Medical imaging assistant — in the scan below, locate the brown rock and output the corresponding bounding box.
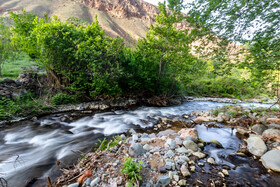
[178,128,198,141]
[267,118,280,125]
[262,129,280,142]
[194,116,209,123]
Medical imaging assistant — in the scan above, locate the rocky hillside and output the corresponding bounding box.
[0,0,161,43]
[0,0,241,58]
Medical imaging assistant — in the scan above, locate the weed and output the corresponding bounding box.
[95,135,126,152]
[121,157,143,187]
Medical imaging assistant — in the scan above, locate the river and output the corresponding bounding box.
[0,101,278,186]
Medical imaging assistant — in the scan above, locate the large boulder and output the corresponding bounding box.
[262,129,280,142]
[178,128,198,141]
[246,135,267,157]
[261,150,280,172]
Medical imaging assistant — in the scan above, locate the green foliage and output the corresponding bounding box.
[133,0,199,95]
[9,12,124,97]
[96,135,125,151]
[0,16,16,77]
[188,0,280,88]
[51,93,77,106]
[121,157,143,187]
[66,17,89,26]
[0,93,51,120]
[185,76,262,98]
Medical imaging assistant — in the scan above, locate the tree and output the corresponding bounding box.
[9,12,124,97]
[135,0,201,95]
[187,0,280,85]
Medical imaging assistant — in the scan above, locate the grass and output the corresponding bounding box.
[0,93,52,120]
[2,54,36,79]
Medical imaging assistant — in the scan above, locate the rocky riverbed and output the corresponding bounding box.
[56,104,280,187]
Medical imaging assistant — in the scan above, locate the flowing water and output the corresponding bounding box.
[0,101,279,187]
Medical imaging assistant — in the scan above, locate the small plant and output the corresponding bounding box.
[121,157,143,187]
[212,108,220,116]
[95,135,126,152]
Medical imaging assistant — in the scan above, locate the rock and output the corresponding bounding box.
[129,143,146,157]
[60,116,72,123]
[236,128,250,139]
[68,183,79,187]
[143,144,151,151]
[165,162,172,170]
[209,139,223,148]
[183,140,198,151]
[252,124,267,135]
[179,155,189,162]
[261,150,280,172]
[158,165,167,173]
[267,118,280,125]
[222,169,229,176]
[157,129,177,137]
[3,78,15,83]
[175,147,189,154]
[247,135,267,157]
[194,116,209,123]
[84,178,92,186]
[262,129,280,142]
[173,175,179,181]
[190,165,195,172]
[197,143,204,148]
[175,137,183,145]
[132,134,139,142]
[192,152,206,159]
[155,175,171,187]
[176,160,187,170]
[178,180,187,186]
[178,128,198,141]
[165,150,175,158]
[207,157,216,165]
[180,165,190,177]
[129,129,137,134]
[269,123,280,130]
[198,162,204,166]
[165,138,177,149]
[149,133,157,138]
[90,177,100,187]
[141,134,151,142]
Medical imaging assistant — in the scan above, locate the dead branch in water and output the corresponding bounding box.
[0,177,8,187]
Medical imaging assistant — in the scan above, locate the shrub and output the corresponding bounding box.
[121,157,143,187]
[51,93,76,106]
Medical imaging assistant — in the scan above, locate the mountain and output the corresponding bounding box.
[0,0,241,59]
[0,0,162,43]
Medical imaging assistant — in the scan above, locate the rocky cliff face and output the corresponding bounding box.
[81,0,159,23]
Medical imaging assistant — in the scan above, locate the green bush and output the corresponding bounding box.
[51,93,76,106]
[121,157,143,187]
[0,93,51,120]
[185,76,267,99]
